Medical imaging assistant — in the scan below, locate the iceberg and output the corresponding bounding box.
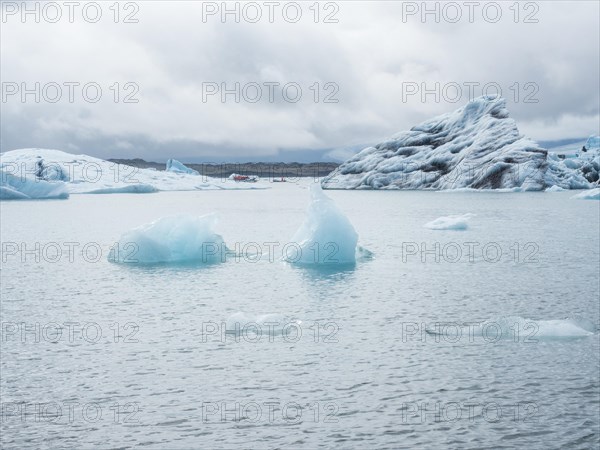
[322,96,597,191]
[0,148,267,196]
[108,214,227,264]
[287,184,367,266]
[166,159,199,175]
[583,135,600,153]
[571,188,600,200]
[0,170,69,200]
[424,213,474,230]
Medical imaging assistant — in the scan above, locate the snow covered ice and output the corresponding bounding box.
[108,214,227,264]
[322,96,599,191]
[424,213,474,230]
[0,149,267,198]
[0,170,69,200]
[287,184,369,266]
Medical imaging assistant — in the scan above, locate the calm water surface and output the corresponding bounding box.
[1,181,599,449]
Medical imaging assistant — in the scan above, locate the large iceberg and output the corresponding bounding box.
[0,149,267,198]
[287,185,368,266]
[322,96,598,191]
[166,159,199,175]
[108,214,227,264]
[0,170,69,200]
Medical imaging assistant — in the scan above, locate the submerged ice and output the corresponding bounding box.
[108,214,226,264]
[425,316,596,339]
[424,213,474,230]
[287,185,367,265]
[225,312,300,336]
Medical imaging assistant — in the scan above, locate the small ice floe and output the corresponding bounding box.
[424,213,474,230]
[108,214,226,264]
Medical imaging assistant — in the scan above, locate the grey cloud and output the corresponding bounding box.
[1,1,598,160]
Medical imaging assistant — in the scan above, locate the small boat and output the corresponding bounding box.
[229,173,259,182]
[272,177,286,182]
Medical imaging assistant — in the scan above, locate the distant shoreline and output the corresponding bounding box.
[108,158,340,178]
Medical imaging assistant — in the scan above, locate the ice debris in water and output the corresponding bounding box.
[571,188,600,200]
[287,184,369,265]
[108,214,226,264]
[424,213,474,230]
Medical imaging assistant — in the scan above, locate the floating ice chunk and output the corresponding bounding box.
[287,184,365,265]
[424,213,474,230]
[0,170,69,200]
[166,159,199,175]
[545,185,565,192]
[108,214,226,264]
[571,188,600,200]
[225,312,300,336]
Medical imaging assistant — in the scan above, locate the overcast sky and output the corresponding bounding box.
[1,1,599,162]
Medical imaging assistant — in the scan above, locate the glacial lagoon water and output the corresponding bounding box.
[1,180,599,449]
